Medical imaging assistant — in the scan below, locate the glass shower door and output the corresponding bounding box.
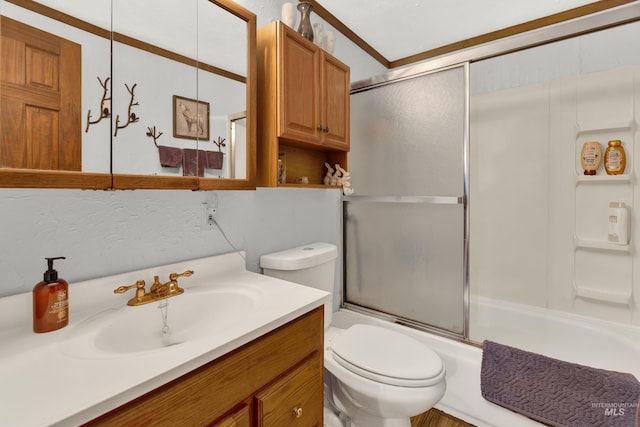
[344,64,468,337]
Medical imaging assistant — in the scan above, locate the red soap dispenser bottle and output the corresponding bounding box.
[33,256,69,333]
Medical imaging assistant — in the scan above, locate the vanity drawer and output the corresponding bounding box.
[254,354,323,427]
[212,404,250,427]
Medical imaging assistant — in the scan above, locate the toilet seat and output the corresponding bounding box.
[330,324,445,388]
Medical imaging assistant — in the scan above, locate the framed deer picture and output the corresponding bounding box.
[172,95,210,140]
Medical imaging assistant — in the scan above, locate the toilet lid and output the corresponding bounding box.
[331,324,444,388]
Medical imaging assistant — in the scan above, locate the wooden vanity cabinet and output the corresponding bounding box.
[257,21,350,187]
[212,404,251,427]
[85,306,323,427]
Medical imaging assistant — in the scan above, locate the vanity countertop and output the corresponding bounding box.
[0,252,329,427]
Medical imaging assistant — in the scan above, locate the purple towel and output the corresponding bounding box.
[204,151,223,170]
[158,146,182,167]
[182,148,204,177]
[481,340,640,427]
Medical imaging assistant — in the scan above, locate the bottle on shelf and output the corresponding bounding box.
[608,202,629,245]
[580,141,601,175]
[604,139,626,175]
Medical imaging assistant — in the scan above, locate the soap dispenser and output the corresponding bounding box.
[33,257,69,333]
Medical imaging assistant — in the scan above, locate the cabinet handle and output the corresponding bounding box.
[323,126,329,133]
[292,407,303,418]
[317,125,324,132]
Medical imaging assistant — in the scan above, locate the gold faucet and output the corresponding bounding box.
[114,270,194,306]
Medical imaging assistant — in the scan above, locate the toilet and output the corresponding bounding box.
[260,242,446,427]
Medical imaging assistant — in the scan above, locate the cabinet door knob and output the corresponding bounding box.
[292,406,303,418]
[317,125,324,132]
[323,126,329,133]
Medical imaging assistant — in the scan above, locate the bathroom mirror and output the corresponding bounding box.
[0,0,256,190]
[0,0,112,189]
[111,0,256,190]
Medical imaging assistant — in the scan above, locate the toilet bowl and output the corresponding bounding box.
[260,243,446,427]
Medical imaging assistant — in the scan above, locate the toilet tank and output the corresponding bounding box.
[260,242,337,327]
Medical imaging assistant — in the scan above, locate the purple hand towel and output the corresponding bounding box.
[158,146,182,167]
[205,151,223,170]
[182,148,204,177]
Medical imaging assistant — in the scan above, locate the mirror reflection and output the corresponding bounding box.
[0,0,249,186]
[112,0,248,180]
[0,0,111,174]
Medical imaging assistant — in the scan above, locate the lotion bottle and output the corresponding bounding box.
[33,257,69,333]
[608,202,629,245]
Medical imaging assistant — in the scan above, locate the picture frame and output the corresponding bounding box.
[172,95,210,140]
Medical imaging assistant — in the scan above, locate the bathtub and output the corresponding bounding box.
[470,296,640,380]
[333,299,640,427]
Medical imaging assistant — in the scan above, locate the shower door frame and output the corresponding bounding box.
[342,62,471,341]
[340,1,640,343]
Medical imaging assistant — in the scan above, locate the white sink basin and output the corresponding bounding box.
[64,287,259,358]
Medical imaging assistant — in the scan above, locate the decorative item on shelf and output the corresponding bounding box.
[85,76,111,133]
[336,164,353,195]
[281,2,296,28]
[323,30,336,54]
[580,141,601,175]
[278,153,287,184]
[313,22,324,47]
[298,176,309,184]
[297,2,314,42]
[604,139,626,175]
[323,162,352,193]
[608,202,629,245]
[323,162,335,185]
[146,126,163,147]
[114,83,140,137]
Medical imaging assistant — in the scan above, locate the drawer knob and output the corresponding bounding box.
[292,407,303,418]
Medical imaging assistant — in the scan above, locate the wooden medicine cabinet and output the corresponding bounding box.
[256,21,350,187]
[0,0,256,190]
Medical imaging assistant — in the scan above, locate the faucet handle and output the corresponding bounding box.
[114,280,146,294]
[169,270,194,281]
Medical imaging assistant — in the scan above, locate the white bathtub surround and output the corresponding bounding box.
[470,61,640,326]
[0,252,328,427]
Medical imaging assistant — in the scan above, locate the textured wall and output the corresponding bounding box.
[0,188,341,297]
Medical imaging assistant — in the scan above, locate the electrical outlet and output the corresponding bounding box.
[207,206,218,223]
[200,196,220,231]
[201,203,215,231]
[200,193,219,231]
